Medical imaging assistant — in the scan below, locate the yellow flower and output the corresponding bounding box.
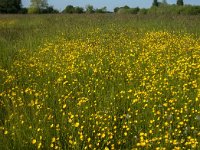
[88,138,91,142]
[140,141,146,147]
[63,104,67,109]
[50,124,54,128]
[50,143,54,148]
[51,137,56,143]
[4,130,8,135]
[32,139,37,144]
[149,130,153,134]
[69,140,73,144]
[75,122,79,127]
[80,134,83,140]
[124,132,128,136]
[105,147,109,150]
[101,133,106,138]
[37,142,42,149]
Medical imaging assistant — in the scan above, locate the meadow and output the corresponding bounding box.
[0,14,200,149]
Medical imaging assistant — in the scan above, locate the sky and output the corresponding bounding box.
[22,0,200,12]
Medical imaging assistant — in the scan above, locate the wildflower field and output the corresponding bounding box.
[0,14,200,149]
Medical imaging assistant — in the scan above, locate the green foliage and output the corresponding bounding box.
[74,6,84,14]
[162,0,168,5]
[138,8,148,15]
[152,0,159,7]
[28,0,58,14]
[129,7,140,14]
[177,0,184,6]
[95,7,107,13]
[85,5,94,13]
[123,5,130,9]
[116,5,139,14]
[28,7,40,14]
[148,4,200,15]
[114,7,120,13]
[18,8,28,14]
[29,0,48,13]
[46,6,59,13]
[117,8,130,14]
[180,5,200,15]
[62,5,74,13]
[0,0,21,13]
[30,0,48,9]
[62,5,84,14]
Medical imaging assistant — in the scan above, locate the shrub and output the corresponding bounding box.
[114,7,120,13]
[128,7,140,14]
[138,8,148,15]
[85,5,95,13]
[117,7,139,14]
[62,5,84,14]
[0,7,18,13]
[180,5,200,15]
[18,8,28,14]
[177,0,184,6]
[95,7,107,13]
[62,5,75,14]
[117,8,130,14]
[28,7,40,14]
[74,7,84,14]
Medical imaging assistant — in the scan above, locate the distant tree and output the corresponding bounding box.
[62,5,84,14]
[47,6,59,13]
[0,0,22,13]
[162,0,168,5]
[129,7,140,14]
[138,8,148,14]
[123,5,130,9]
[41,6,59,13]
[152,0,159,7]
[19,8,28,14]
[85,5,94,13]
[114,7,119,13]
[14,0,21,10]
[177,0,184,6]
[117,6,140,14]
[95,6,107,13]
[28,0,48,13]
[74,6,84,13]
[62,5,75,13]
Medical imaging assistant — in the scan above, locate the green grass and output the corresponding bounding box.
[0,14,200,149]
[0,14,200,68]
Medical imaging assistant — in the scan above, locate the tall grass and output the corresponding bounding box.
[0,14,200,149]
[1,14,200,69]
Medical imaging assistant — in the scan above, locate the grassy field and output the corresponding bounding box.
[0,14,200,149]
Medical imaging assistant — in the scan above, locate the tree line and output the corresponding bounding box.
[0,0,59,14]
[0,0,22,13]
[153,0,183,7]
[1,0,200,15]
